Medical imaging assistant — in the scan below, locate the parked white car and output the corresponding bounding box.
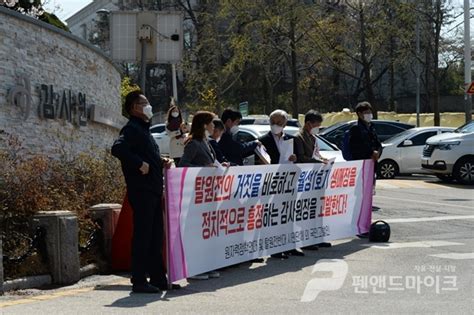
[421,121,474,184]
[234,125,344,165]
[150,123,166,134]
[152,131,170,156]
[378,127,454,179]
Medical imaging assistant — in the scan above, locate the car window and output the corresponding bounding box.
[408,131,437,146]
[317,136,336,151]
[150,124,165,133]
[373,123,404,136]
[383,129,413,144]
[235,131,256,143]
[327,124,351,137]
[454,121,474,134]
[239,119,255,125]
[287,120,301,128]
[320,121,347,135]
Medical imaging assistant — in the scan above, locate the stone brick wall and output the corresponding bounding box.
[0,7,123,158]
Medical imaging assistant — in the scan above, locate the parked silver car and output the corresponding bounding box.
[378,127,454,179]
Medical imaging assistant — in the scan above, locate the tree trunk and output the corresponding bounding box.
[432,0,442,126]
[389,36,395,112]
[264,72,274,115]
[359,6,377,118]
[290,17,298,117]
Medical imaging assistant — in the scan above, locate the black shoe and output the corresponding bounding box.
[357,232,369,238]
[286,249,305,256]
[132,283,160,293]
[302,245,319,250]
[317,242,332,248]
[151,282,182,290]
[271,252,289,259]
[251,258,265,263]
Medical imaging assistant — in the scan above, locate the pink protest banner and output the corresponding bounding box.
[165,160,374,282]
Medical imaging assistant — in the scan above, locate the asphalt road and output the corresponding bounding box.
[1,175,473,314]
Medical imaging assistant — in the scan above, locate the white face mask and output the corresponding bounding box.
[271,124,284,135]
[363,113,373,123]
[171,111,179,118]
[230,125,239,135]
[216,137,221,142]
[143,104,153,120]
[310,127,319,135]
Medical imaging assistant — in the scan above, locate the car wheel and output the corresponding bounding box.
[377,160,399,179]
[453,157,474,185]
[436,174,454,182]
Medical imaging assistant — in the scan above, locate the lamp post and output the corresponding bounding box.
[464,0,472,123]
[416,3,421,127]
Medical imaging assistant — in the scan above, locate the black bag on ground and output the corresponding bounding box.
[369,220,391,242]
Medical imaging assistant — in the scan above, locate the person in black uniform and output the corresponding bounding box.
[111,90,177,293]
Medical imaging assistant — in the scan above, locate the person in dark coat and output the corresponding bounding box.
[178,112,230,168]
[218,108,260,165]
[256,109,302,259]
[178,111,228,280]
[347,101,382,237]
[111,90,177,293]
[208,118,230,164]
[348,102,382,161]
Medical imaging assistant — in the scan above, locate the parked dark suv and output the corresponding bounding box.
[319,120,415,149]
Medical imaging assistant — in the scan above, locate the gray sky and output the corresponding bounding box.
[45,0,471,34]
[44,0,93,21]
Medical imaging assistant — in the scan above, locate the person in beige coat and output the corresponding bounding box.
[165,103,188,164]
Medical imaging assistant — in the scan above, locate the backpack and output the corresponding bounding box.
[369,220,391,242]
[341,129,352,161]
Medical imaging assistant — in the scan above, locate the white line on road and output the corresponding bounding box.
[362,240,464,249]
[375,195,474,210]
[382,215,474,223]
[429,253,474,260]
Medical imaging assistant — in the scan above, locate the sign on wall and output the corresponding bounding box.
[6,75,123,129]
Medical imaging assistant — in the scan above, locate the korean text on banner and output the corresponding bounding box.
[165,160,374,282]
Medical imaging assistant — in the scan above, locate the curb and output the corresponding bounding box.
[2,264,99,292]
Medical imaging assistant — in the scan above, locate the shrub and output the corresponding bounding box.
[0,132,126,278]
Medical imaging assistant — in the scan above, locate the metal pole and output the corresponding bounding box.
[172,64,178,103]
[163,171,172,290]
[416,9,421,127]
[464,0,472,123]
[140,39,147,93]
